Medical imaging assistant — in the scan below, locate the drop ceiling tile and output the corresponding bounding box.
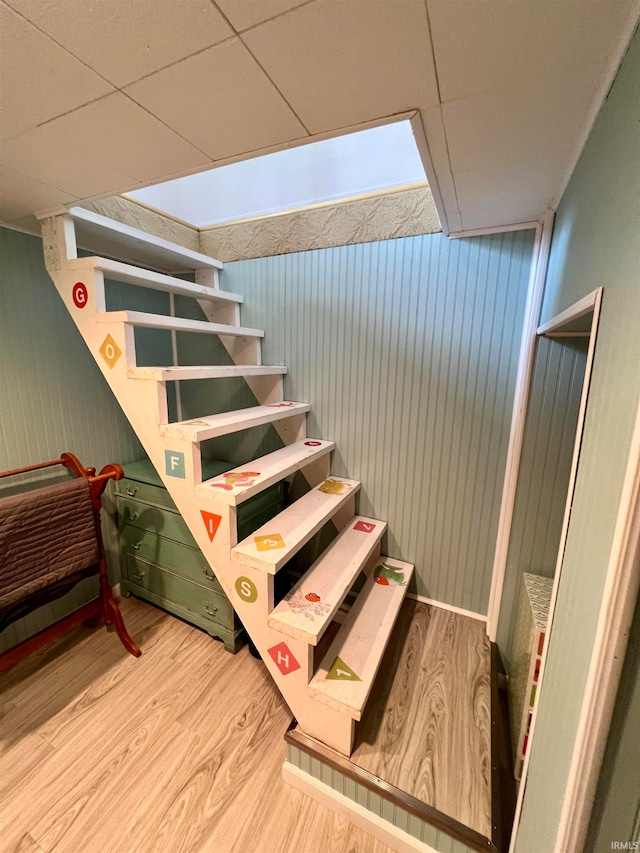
[125,38,306,161]
[0,165,73,222]
[4,0,234,88]
[35,93,211,184]
[215,0,312,32]
[6,214,41,232]
[0,3,114,140]
[454,156,571,231]
[442,66,601,176]
[242,0,439,134]
[1,124,138,200]
[428,0,637,103]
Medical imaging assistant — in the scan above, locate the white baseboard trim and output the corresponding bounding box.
[282,761,437,853]
[406,593,488,623]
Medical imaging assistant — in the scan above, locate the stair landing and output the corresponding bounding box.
[287,602,507,851]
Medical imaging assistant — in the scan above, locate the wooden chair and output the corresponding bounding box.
[0,452,141,672]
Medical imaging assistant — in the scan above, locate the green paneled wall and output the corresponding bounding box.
[0,227,144,653]
[497,335,588,671]
[222,230,535,613]
[514,26,640,853]
[585,590,640,851]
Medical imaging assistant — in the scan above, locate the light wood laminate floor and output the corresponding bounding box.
[0,598,393,853]
[352,601,492,838]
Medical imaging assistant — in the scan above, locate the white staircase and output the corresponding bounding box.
[41,207,413,756]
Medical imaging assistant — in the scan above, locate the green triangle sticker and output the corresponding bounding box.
[326,656,361,681]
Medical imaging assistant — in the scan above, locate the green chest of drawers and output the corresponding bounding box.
[116,459,283,653]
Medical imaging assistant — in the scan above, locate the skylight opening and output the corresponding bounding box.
[125,120,426,229]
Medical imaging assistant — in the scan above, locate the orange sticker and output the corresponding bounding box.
[319,478,349,495]
[255,534,286,551]
[211,471,260,491]
[201,511,222,542]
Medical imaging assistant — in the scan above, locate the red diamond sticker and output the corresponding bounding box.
[354,520,376,533]
[268,642,300,675]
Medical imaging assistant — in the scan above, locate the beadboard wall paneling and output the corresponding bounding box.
[497,336,588,671]
[514,29,640,853]
[222,231,535,613]
[0,227,144,652]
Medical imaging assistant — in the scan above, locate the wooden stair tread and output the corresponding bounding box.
[268,516,387,644]
[309,557,414,720]
[67,257,241,303]
[128,365,288,381]
[68,206,222,273]
[195,439,335,506]
[162,403,310,442]
[97,310,263,338]
[231,477,360,574]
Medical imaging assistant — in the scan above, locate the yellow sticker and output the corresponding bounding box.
[255,533,286,551]
[319,478,349,495]
[99,334,122,369]
[236,576,258,603]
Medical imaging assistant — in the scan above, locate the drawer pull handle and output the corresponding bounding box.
[202,567,214,580]
[125,486,138,497]
[127,511,139,522]
[132,568,145,581]
[129,539,141,551]
[203,600,218,616]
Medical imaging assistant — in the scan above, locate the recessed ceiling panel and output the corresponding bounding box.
[242,0,439,133]
[127,121,426,227]
[0,3,114,141]
[4,0,234,88]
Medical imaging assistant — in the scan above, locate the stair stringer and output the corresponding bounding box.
[44,234,356,755]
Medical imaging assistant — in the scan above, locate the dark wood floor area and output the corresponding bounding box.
[352,601,492,838]
[0,598,392,853]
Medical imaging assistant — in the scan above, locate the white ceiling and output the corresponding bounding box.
[1,0,638,235]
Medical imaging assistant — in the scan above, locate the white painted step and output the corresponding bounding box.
[68,206,222,273]
[97,310,263,338]
[196,439,335,506]
[268,516,387,644]
[128,365,288,381]
[67,257,241,303]
[231,477,360,574]
[162,403,310,442]
[309,557,414,720]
